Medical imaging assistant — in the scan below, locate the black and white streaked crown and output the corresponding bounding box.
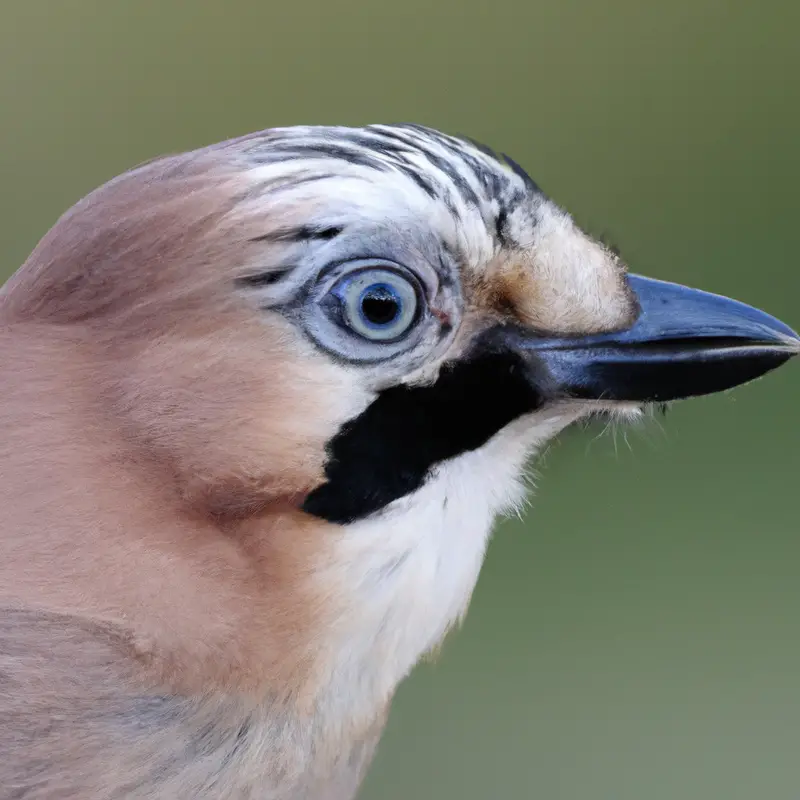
[228,123,547,247]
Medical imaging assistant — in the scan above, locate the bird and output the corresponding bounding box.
[0,123,796,799]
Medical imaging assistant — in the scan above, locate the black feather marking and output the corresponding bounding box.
[415,149,482,209]
[364,126,418,150]
[344,131,415,158]
[495,207,509,246]
[302,341,546,524]
[234,268,293,288]
[366,125,485,208]
[462,135,503,161]
[500,153,542,194]
[249,224,344,244]
[389,163,439,198]
[275,143,388,172]
[235,173,335,203]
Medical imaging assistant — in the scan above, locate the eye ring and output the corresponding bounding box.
[328,266,422,342]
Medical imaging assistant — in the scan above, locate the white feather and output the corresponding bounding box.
[316,405,589,721]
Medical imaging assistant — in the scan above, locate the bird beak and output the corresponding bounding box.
[508,274,800,402]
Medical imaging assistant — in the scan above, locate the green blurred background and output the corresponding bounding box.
[2,1,799,797]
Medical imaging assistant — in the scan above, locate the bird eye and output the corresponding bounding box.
[330,268,420,341]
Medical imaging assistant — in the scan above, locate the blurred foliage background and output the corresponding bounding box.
[1,1,799,798]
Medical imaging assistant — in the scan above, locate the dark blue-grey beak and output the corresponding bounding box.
[514,274,800,402]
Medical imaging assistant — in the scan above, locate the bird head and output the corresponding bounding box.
[2,124,797,703]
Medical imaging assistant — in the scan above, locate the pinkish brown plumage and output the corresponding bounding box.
[0,124,795,798]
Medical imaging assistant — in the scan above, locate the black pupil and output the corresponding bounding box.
[361,285,400,326]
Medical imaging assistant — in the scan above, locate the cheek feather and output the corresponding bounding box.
[109,316,372,521]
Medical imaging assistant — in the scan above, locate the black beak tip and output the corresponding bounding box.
[593,275,800,401]
[512,275,800,404]
[631,344,797,403]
